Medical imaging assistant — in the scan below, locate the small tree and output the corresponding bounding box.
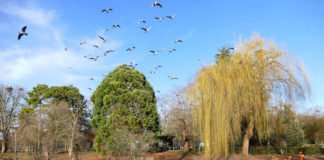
[108,126,153,159]
[268,104,305,148]
[301,108,324,144]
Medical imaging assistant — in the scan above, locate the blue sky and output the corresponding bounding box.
[0,0,323,111]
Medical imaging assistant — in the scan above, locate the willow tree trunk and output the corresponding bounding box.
[242,120,254,156]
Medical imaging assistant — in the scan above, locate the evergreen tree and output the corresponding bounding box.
[91,64,160,153]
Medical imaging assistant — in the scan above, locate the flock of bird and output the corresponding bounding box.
[17,1,183,93]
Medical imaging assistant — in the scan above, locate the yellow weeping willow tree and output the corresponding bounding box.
[190,35,310,157]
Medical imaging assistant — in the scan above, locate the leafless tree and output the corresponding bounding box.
[158,87,197,151]
[0,85,25,153]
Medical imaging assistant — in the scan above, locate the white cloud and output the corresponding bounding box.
[1,47,85,81]
[0,3,56,27]
[0,2,127,98]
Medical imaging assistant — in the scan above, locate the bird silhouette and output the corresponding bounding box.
[112,24,121,29]
[154,17,164,22]
[104,50,115,56]
[152,1,163,8]
[138,19,146,24]
[89,77,94,81]
[126,47,136,52]
[169,48,177,53]
[155,65,162,70]
[141,27,152,33]
[168,75,179,80]
[64,48,68,51]
[166,14,176,20]
[150,71,156,74]
[174,39,183,43]
[89,56,99,61]
[149,50,159,55]
[103,28,109,33]
[129,62,138,68]
[97,35,107,42]
[18,26,28,40]
[80,41,87,45]
[101,8,113,13]
[93,45,100,49]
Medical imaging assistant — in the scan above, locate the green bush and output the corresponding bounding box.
[233,146,324,155]
[301,146,324,155]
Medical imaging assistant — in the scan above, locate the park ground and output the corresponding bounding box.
[1,151,324,160]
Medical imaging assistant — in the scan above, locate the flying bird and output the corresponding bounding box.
[169,48,177,53]
[149,50,159,55]
[101,8,113,13]
[18,25,28,40]
[88,88,92,91]
[89,77,94,81]
[141,27,151,33]
[155,65,162,70]
[104,50,115,56]
[112,24,121,29]
[150,71,156,74]
[103,28,109,33]
[154,17,164,22]
[89,56,99,61]
[80,41,87,45]
[97,35,107,42]
[174,39,183,43]
[152,1,162,8]
[168,75,179,80]
[166,14,176,20]
[138,19,146,24]
[129,62,138,68]
[126,46,136,52]
[93,45,100,49]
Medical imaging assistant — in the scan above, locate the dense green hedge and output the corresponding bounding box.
[232,146,324,155]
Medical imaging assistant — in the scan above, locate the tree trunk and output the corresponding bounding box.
[242,120,254,156]
[1,133,8,153]
[182,131,189,151]
[69,117,78,157]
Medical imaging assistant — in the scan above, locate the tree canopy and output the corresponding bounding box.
[25,84,88,157]
[91,64,160,153]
